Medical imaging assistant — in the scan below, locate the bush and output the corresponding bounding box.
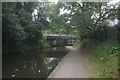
[91,39,118,78]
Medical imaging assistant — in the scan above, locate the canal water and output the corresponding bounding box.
[2,47,68,78]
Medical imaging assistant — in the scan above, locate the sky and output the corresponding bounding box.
[108,0,120,26]
[109,19,119,26]
[108,0,120,5]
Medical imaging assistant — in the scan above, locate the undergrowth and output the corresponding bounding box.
[80,39,118,78]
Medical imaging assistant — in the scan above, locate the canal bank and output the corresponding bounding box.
[47,47,71,78]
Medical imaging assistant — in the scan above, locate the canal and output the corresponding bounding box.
[2,47,68,78]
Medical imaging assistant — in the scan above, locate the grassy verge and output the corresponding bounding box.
[82,52,105,78]
[78,39,118,78]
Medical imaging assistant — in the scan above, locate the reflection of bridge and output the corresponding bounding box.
[44,34,76,47]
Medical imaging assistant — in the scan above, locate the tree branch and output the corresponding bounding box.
[76,2,84,11]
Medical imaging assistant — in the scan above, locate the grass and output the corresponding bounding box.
[78,39,118,78]
[82,52,105,78]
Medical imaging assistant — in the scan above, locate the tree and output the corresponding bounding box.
[2,2,49,53]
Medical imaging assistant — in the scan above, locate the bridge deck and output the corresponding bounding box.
[44,34,76,39]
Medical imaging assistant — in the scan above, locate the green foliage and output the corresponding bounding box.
[2,2,119,78]
[90,39,118,78]
[80,39,118,78]
[2,2,48,54]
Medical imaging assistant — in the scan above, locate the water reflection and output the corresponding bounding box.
[3,53,48,78]
[44,57,61,74]
[2,47,68,78]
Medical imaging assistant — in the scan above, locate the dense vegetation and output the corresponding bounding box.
[2,2,119,78]
[2,2,49,54]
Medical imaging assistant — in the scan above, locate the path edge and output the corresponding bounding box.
[47,50,71,78]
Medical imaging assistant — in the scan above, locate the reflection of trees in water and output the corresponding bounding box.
[3,48,67,78]
[45,47,68,58]
[3,50,48,78]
